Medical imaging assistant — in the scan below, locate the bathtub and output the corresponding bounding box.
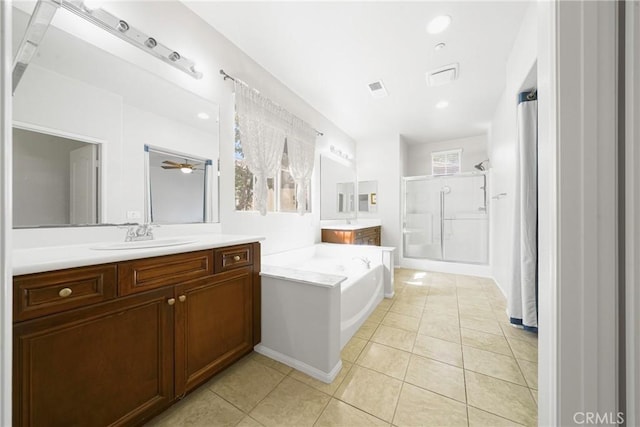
[256,243,395,383]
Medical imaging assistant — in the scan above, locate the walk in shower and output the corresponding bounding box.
[402,173,488,265]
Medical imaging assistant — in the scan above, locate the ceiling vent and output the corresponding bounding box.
[367,80,388,98]
[426,63,459,87]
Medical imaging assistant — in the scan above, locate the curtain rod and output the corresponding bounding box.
[220,69,324,137]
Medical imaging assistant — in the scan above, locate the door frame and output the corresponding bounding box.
[538,1,621,424]
[625,2,640,425]
[0,0,12,425]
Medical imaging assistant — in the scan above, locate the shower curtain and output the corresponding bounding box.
[508,91,538,332]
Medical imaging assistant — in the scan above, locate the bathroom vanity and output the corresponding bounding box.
[12,237,262,426]
[321,225,381,246]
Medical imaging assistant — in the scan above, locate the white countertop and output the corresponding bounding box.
[13,233,265,275]
[321,224,380,231]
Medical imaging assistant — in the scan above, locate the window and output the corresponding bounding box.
[431,149,462,175]
[235,135,311,213]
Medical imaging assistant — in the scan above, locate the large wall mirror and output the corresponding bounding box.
[320,155,356,220]
[11,3,220,227]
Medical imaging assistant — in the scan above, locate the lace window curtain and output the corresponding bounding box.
[235,80,316,215]
[235,81,286,215]
[287,116,316,215]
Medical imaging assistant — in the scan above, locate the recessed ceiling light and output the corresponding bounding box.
[436,100,449,109]
[427,15,452,34]
[197,112,210,120]
[434,43,446,51]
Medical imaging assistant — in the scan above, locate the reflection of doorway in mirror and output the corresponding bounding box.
[69,144,99,224]
[12,126,102,227]
[335,182,355,214]
[359,194,368,212]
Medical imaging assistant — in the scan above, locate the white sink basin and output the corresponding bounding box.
[90,238,197,250]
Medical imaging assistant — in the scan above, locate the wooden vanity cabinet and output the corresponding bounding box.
[13,286,175,427]
[174,267,254,396]
[321,225,381,246]
[13,242,261,427]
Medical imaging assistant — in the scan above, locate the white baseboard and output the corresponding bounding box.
[254,344,342,384]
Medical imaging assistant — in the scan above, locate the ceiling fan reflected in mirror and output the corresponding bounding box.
[161,160,203,174]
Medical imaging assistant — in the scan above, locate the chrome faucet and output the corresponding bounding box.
[353,257,371,269]
[124,223,155,242]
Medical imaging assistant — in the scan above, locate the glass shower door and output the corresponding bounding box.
[402,173,489,264]
[442,174,488,264]
[403,177,442,259]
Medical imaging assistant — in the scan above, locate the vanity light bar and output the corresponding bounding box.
[12,0,59,93]
[330,145,351,161]
[60,0,203,79]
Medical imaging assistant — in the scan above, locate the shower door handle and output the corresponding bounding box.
[440,190,445,259]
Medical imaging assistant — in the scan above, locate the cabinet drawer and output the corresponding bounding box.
[14,264,117,322]
[118,250,213,295]
[214,244,253,273]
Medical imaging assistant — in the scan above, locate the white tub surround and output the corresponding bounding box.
[13,233,264,275]
[263,243,395,297]
[258,243,394,383]
[257,270,345,383]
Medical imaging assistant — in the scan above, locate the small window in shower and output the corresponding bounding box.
[431,149,462,176]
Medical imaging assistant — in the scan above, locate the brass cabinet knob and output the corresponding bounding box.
[58,288,73,298]
[178,295,186,303]
[167,298,176,306]
[233,255,241,262]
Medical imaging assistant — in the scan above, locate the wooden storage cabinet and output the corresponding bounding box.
[12,242,261,427]
[175,268,253,395]
[13,287,175,427]
[321,226,381,246]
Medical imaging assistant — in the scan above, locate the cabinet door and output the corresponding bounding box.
[175,268,253,395]
[13,287,175,427]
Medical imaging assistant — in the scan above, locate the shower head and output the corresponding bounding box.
[474,159,489,171]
